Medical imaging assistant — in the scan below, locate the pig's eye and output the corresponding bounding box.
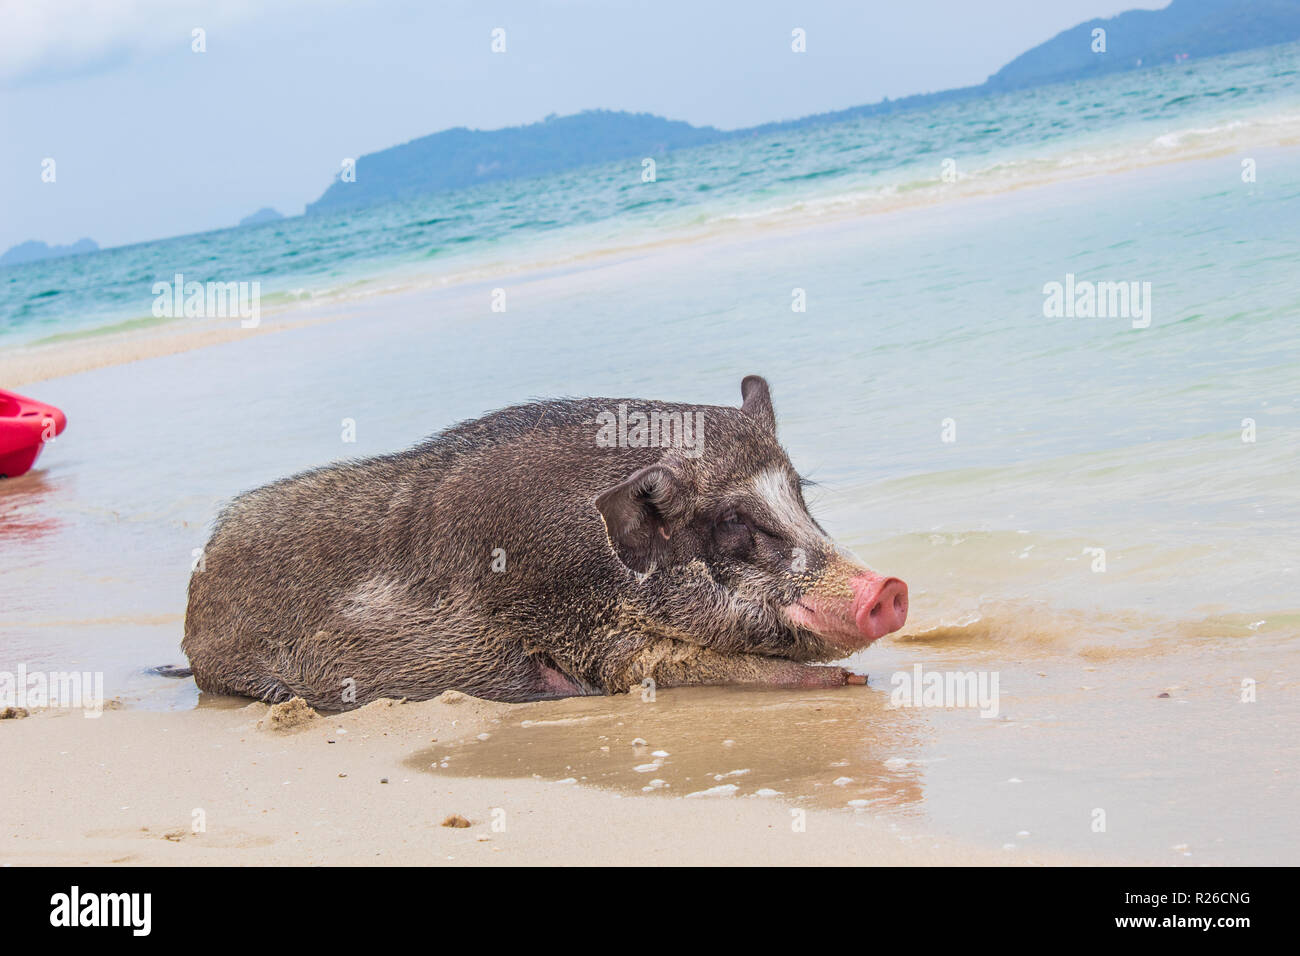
[714,512,752,549]
[719,511,758,534]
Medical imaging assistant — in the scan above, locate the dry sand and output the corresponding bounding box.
[0,310,356,389]
[1,691,1079,867]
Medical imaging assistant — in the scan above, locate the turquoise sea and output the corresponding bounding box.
[4,42,1300,345]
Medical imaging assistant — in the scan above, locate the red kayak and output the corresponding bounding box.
[0,389,67,478]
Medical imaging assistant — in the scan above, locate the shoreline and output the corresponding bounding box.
[5,137,1297,390]
[0,692,1101,866]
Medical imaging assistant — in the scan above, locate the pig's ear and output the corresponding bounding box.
[594,464,682,574]
[740,375,776,432]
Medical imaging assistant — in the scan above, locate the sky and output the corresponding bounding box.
[0,0,1169,251]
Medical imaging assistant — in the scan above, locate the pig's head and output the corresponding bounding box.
[594,375,908,661]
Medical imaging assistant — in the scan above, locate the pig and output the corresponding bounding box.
[181,376,908,707]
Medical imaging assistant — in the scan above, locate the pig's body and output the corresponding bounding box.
[182,378,908,707]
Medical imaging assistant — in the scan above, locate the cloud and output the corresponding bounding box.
[0,0,304,87]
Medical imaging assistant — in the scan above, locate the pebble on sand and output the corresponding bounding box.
[441,814,471,828]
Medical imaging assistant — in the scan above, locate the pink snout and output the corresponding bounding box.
[783,569,910,649]
[850,572,909,641]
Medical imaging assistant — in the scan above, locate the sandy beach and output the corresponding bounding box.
[8,622,1295,866]
[3,690,1099,867]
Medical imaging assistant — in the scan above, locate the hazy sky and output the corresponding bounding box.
[0,0,1168,251]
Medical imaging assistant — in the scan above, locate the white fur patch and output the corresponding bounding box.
[750,468,822,540]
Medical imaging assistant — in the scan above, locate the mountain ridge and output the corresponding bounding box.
[0,238,99,267]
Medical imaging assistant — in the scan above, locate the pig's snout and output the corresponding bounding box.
[784,569,909,649]
[850,573,908,641]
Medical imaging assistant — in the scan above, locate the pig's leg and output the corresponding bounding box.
[604,640,865,692]
[530,659,603,700]
[654,653,866,689]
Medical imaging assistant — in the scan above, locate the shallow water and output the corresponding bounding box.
[5,149,1296,696]
[6,160,1298,863]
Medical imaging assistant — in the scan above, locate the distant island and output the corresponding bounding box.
[0,238,99,267]
[987,0,1300,89]
[238,207,285,227]
[306,0,1300,216]
[307,112,723,214]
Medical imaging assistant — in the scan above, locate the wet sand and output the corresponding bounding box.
[4,624,1293,866]
[411,641,1298,865]
[0,693,1078,867]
